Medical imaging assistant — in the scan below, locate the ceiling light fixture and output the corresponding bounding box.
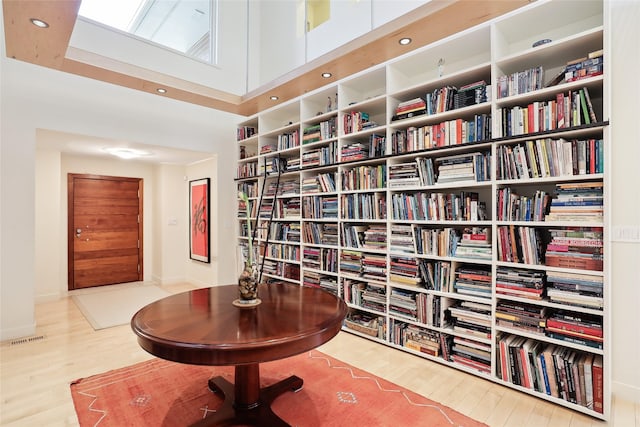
[30,18,49,28]
[321,72,332,78]
[104,147,152,160]
[270,96,279,101]
[399,37,412,45]
[156,88,167,94]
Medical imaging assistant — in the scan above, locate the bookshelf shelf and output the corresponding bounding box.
[234,0,609,420]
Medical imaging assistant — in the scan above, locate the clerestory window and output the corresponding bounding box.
[78,0,217,64]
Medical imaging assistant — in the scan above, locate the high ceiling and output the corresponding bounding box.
[2,0,528,117]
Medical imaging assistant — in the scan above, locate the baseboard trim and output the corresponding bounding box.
[612,380,640,403]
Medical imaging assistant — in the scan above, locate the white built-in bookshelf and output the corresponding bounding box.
[235,0,609,419]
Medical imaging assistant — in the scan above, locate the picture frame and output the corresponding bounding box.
[189,178,210,263]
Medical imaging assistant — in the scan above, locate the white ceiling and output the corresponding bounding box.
[36,129,214,165]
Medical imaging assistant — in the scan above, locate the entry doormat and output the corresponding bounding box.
[71,350,487,426]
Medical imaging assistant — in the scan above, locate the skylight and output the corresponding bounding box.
[78,0,216,63]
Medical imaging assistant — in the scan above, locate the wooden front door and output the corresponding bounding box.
[68,174,143,290]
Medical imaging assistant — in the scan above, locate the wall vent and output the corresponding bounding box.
[8,335,46,346]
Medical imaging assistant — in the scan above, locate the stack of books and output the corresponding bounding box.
[546,271,603,310]
[455,226,492,260]
[362,224,387,250]
[453,265,492,297]
[544,227,603,271]
[436,151,491,183]
[495,267,545,300]
[448,300,492,340]
[450,335,492,374]
[546,181,603,222]
[389,288,418,321]
[340,142,369,162]
[389,256,422,287]
[362,253,387,282]
[389,224,414,253]
[564,50,603,82]
[392,97,427,121]
[545,310,603,349]
[495,300,547,334]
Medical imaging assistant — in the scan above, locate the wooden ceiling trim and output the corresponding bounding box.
[2,0,81,69]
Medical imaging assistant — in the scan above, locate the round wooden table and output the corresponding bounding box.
[131,283,347,426]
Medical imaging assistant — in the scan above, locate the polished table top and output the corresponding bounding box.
[131,283,348,366]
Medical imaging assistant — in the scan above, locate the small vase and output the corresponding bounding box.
[234,264,261,307]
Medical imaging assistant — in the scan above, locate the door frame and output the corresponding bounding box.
[67,173,144,290]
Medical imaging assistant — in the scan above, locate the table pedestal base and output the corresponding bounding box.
[190,363,303,427]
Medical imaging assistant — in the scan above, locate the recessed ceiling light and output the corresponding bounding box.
[30,18,49,28]
[156,88,167,94]
[270,96,279,101]
[321,72,332,78]
[104,147,152,160]
[399,37,412,45]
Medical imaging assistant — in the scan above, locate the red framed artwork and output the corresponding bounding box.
[189,178,210,263]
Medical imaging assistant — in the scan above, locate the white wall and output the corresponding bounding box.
[609,0,640,402]
[153,164,190,285]
[248,0,429,90]
[34,148,63,302]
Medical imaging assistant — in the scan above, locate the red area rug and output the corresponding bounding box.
[70,350,486,426]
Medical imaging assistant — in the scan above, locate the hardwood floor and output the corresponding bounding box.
[1,282,637,426]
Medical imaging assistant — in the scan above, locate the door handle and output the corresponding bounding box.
[76,228,82,238]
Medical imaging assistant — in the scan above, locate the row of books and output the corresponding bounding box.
[277,130,300,151]
[496,266,603,311]
[344,279,387,313]
[302,118,337,144]
[496,88,598,140]
[302,222,338,246]
[261,259,300,281]
[497,65,544,98]
[301,141,337,167]
[302,196,338,219]
[390,191,484,222]
[262,221,301,243]
[301,173,336,193]
[497,333,604,413]
[237,125,256,141]
[391,114,492,153]
[496,138,604,180]
[340,193,387,220]
[266,243,300,262]
[341,164,387,191]
[390,320,441,356]
[388,157,435,188]
[496,188,551,222]
[303,271,338,296]
[496,298,603,349]
[343,111,377,134]
[302,247,338,272]
[264,178,300,197]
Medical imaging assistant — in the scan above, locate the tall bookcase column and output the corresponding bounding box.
[491,0,607,419]
[336,67,389,340]
[299,86,341,295]
[234,0,609,420]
